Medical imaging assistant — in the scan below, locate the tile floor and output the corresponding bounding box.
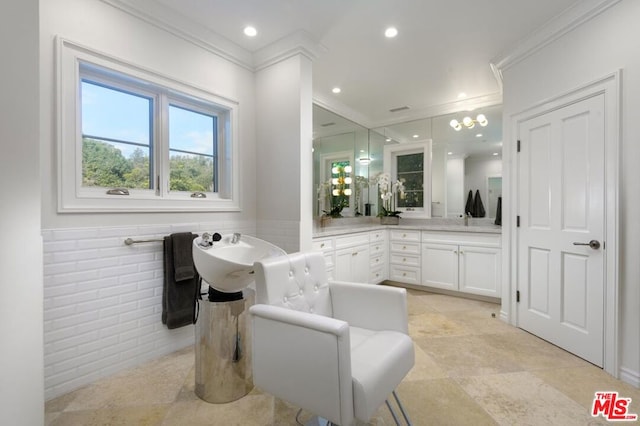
[45,289,640,425]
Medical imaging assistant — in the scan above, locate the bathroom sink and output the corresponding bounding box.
[192,234,286,293]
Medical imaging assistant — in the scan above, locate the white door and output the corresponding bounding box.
[517,94,605,367]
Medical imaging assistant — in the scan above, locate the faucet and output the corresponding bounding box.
[231,232,241,244]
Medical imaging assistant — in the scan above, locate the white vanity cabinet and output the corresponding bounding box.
[389,229,421,285]
[421,231,501,298]
[334,233,370,283]
[369,229,388,283]
[311,236,335,280]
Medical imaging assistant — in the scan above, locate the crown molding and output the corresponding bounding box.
[491,0,622,73]
[99,0,326,72]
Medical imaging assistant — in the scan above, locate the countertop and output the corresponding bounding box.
[313,220,502,238]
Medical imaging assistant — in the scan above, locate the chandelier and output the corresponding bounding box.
[449,114,488,131]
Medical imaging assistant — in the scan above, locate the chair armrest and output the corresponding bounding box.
[249,304,354,425]
[329,281,409,334]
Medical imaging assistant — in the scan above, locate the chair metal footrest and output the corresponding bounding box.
[385,390,412,426]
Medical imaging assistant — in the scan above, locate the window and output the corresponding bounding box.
[383,141,432,218]
[58,38,239,212]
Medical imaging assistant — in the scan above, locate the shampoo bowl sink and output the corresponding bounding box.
[193,234,286,293]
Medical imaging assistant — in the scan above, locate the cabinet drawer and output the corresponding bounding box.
[390,229,421,242]
[335,233,369,249]
[390,253,420,267]
[369,242,386,256]
[390,241,420,254]
[370,230,386,243]
[370,265,387,283]
[389,265,421,285]
[370,253,385,268]
[312,238,334,252]
[421,231,500,247]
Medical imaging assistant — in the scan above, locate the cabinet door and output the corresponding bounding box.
[421,242,458,290]
[458,245,501,297]
[335,245,370,283]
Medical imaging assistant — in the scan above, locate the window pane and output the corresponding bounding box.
[169,105,216,192]
[81,81,151,145]
[396,153,424,208]
[81,81,152,189]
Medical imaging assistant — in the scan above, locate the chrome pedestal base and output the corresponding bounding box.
[195,287,255,403]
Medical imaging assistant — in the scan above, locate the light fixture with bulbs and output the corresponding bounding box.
[449,114,488,131]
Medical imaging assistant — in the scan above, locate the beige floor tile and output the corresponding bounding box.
[440,309,518,336]
[416,334,523,378]
[421,293,499,314]
[533,365,640,411]
[480,331,591,371]
[392,379,498,426]
[404,343,449,382]
[457,371,601,426]
[161,394,273,426]
[409,311,472,338]
[48,404,170,426]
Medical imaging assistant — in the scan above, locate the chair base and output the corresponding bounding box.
[304,416,333,426]
[385,390,412,426]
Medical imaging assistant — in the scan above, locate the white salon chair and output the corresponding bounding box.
[249,251,414,426]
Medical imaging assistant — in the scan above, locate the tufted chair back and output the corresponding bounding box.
[253,251,333,318]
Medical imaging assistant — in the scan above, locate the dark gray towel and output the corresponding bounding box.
[473,190,486,218]
[494,197,502,226]
[465,190,473,216]
[172,232,195,282]
[162,233,200,329]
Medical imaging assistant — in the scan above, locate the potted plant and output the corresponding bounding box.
[375,172,405,225]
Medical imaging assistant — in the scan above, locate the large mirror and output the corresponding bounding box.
[372,104,503,219]
[313,103,503,220]
[312,105,382,218]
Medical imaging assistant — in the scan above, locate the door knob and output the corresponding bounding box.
[573,240,601,250]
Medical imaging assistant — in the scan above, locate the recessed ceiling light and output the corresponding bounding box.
[243,26,257,37]
[476,133,483,138]
[448,152,453,155]
[332,87,341,94]
[458,92,467,99]
[385,138,392,142]
[493,152,499,156]
[413,134,419,138]
[385,27,398,38]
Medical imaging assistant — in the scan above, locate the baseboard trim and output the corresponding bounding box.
[383,280,501,305]
[619,367,640,388]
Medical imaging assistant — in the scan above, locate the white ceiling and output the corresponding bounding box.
[114,0,581,126]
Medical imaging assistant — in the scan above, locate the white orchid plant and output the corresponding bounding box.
[375,172,406,217]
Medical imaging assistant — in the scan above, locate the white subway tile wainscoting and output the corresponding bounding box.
[42,221,259,400]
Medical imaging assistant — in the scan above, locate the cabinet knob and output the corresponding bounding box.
[403,257,407,262]
[403,245,407,250]
[321,243,325,248]
[352,252,358,256]
[402,272,407,277]
[453,250,458,254]
[460,250,464,254]
[403,233,407,237]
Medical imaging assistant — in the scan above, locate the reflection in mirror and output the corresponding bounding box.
[373,104,503,219]
[313,105,380,218]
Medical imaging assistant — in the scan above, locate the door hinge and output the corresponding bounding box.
[516,290,520,303]
[517,139,521,152]
[516,216,520,227]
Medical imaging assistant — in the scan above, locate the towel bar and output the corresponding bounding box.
[124,237,164,245]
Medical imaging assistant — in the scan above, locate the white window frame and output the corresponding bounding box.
[383,140,432,219]
[57,37,240,213]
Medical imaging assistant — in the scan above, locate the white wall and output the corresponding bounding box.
[0,0,44,423]
[501,0,640,386]
[39,0,260,399]
[446,157,465,217]
[255,55,314,252]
